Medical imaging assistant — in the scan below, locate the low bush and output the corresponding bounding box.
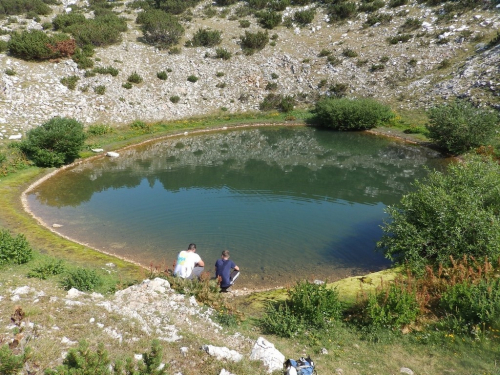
[19,117,86,167]
[0,40,8,53]
[27,259,65,280]
[255,10,282,29]
[327,55,341,66]
[426,100,499,155]
[269,0,290,11]
[401,17,422,31]
[358,0,384,12]
[130,120,153,133]
[389,0,408,7]
[87,124,113,136]
[327,2,357,21]
[94,85,106,95]
[52,12,86,31]
[92,66,119,76]
[370,63,385,71]
[328,82,348,98]
[259,93,295,112]
[364,12,392,27]
[157,70,168,80]
[488,31,500,48]
[187,75,198,83]
[5,68,16,76]
[387,34,412,44]
[72,46,95,69]
[0,229,33,266]
[60,75,80,90]
[66,13,127,47]
[239,19,251,28]
[215,0,238,5]
[127,71,143,84]
[261,281,343,337]
[265,82,278,91]
[240,30,268,54]
[318,49,331,57]
[137,9,184,49]
[187,28,222,47]
[293,8,315,26]
[312,97,394,130]
[0,344,29,375]
[342,47,357,57]
[215,47,232,60]
[378,156,500,275]
[0,0,51,17]
[170,95,180,103]
[8,30,74,61]
[248,0,268,9]
[61,268,103,291]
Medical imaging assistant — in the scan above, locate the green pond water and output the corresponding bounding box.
[26,126,446,287]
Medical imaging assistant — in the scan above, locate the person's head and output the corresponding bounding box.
[221,250,230,259]
[188,243,197,251]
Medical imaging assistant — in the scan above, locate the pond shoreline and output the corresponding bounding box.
[20,122,437,290]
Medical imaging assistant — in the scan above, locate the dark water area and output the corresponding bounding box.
[26,126,447,287]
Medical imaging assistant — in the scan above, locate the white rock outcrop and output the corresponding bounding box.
[249,337,285,373]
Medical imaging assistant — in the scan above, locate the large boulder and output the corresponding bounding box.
[249,337,285,373]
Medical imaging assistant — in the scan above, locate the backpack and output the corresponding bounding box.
[284,356,316,375]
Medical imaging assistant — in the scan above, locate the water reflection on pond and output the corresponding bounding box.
[26,126,446,287]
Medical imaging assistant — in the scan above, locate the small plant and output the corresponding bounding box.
[270,72,279,79]
[5,68,16,76]
[437,59,451,70]
[169,47,181,55]
[216,82,227,88]
[60,75,80,90]
[87,124,113,136]
[216,72,225,77]
[329,82,348,98]
[127,71,143,84]
[42,22,52,30]
[170,95,180,103]
[167,68,173,73]
[239,19,251,28]
[342,48,358,58]
[356,58,369,67]
[92,66,119,76]
[327,55,341,66]
[61,268,103,291]
[488,31,500,48]
[379,55,389,63]
[215,47,232,60]
[401,17,422,31]
[293,8,316,26]
[265,82,278,91]
[389,0,408,7]
[255,10,282,29]
[387,34,412,44]
[240,30,268,54]
[318,48,331,57]
[370,63,385,72]
[187,28,222,47]
[318,79,328,88]
[157,70,168,80]
[364,12,392,27]
[27,259,65,280]
[122,81,132,89]
[0,229,33,266]
[187,75,198,83]
[94,85,106,95]
[0,345,29,375]
[327,2,357,21]
[408,58,417,66]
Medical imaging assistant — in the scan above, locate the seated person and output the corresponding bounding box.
[215,250,240,292]
[174,243,205,279]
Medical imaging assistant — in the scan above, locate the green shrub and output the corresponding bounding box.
[215,0,238,5]
[265,82,278,91]
[61,268,103,291]
[5,68,16,76]
[269,0,290,10]
[170,95,180,103]
[94,85,106,95]
[0,345,29,375]
[426,100,499,155]
[370,63,385,72]
[318,48,331,57]
[0,40,8,53]
[387,34,412,44]
[401,17,422,31]
[255,10,281,29]
[312,97,394,130]
[216,82,226,88]
[41,21,52,30]
[127,71,143,84]
[7,30,72,60]
[327,55,341,66]
[239,19,251,28]
[327,2,357,21]
[72,47,95,69]
[187,28,222,47]
[27,259,65,280]
[215,71,224,77]
[215,47,232,60]
[389,0,408,6]
[358,0,384,12]
[261,281,343,337]
[364,12,392,27]
[328,82,348,98]
[130,120,152,132]
[0,0,51,16]
[241,30,268,54]
[342,47,357,57]
[437,58,450,69]
[52,13,86,31]
[157,70,168,80]
[60,75,80,90]
[66,13,127,47]
[379,156,500,275]
[187,75,198,82]
[0,229,33,266]
[259,93,295,112]
[87,124,113,136]
[293,8,315,26]
[19,117,86,167]
[488,31,500,48]
[137,9,184,49]
[248,0,268,9]
[92,66,119,76]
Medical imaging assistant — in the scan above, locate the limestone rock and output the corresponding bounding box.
[249,337,285,373]
[202,345,243,362]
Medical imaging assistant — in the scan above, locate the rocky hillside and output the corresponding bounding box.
[0,0,499,141]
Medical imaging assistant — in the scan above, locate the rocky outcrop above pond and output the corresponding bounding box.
[0,0,499,140]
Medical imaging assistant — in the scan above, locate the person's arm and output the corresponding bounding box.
[234,265,240,271]
[197,259,205,267]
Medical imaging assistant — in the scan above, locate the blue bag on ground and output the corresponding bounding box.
[284,356,315,375]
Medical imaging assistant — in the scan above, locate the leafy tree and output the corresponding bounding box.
[137,9,184,49]
[378,156,500,275]
[311,97,394,130]
[426,100,500,155]
[20,117,86,167]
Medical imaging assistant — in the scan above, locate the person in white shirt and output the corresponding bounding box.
[173,243,205,279]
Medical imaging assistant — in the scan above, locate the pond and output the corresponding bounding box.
[25,126,446,288]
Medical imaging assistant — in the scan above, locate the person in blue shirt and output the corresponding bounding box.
[215,250,240,292]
